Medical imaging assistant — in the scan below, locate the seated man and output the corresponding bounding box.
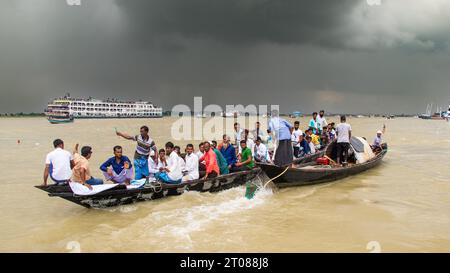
[254,137,270,163]
[72,144,103,190]
[220,135,237,172]
[306,136,316,154]
[232,140,255,172]
[298,134,308,157]
[155,142,183,184]
[212,141,229,175]
[199,142,219,179]
[306,129,321,150]
[372,125,386,152]
[158,149,167,169]
[182,144,199,182]
[148,150,159,179]
[100,146,133,185]
[42,139,75,186]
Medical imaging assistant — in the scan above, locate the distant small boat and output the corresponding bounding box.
[47,116,74,124]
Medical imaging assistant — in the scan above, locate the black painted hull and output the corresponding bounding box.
[35,168,262,208]
[259,148,387,188]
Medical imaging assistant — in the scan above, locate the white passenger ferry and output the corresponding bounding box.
[45,94,163,122]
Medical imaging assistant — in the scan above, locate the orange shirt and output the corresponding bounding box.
[72,153,92,182]
[199,149,219,175]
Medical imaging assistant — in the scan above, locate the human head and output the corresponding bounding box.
[319,110,325,117]
[255,137,261,145]
[174,146,181,155]
[305,129,312,135]
[203,141,211,152]
[294,121,300,129]
[306,136,312,143]
[240,139,247,149]
[159,149,166,159]
[199,142,205,152]
[234,122,239,130]
[186,144,194,155]
[377,130,383,137]
[113,145,122,158]
[140,126,149,138]
[81,146,92,159]
[256,121,260,129]
[211,140,217,149]
[340,115,346,122]
[165,142,174,155]
[53,139,64,149]
[312,112,318,119]
[299,134,304,142]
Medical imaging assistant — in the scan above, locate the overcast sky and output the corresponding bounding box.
[1,0,450,114]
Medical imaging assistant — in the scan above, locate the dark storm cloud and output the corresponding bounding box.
[1,0,450,114]
[116,0,357,48]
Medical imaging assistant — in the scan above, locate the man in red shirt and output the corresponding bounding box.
[199,142,219,179]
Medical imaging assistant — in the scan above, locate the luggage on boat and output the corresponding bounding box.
[316,157,330,165]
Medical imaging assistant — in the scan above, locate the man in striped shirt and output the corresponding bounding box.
[116,126,157,179]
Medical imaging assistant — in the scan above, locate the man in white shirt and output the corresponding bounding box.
[317,110,328,134]
[335,115,352,165]
[306,136,316,154]
[182,144,199,182]
[291,121,303,158]
[42,139,75,186]
[238,129,255,157]
[254,137,271,163]
[147,150,159,179]
[234,122,244,146]
[156,142,183,184]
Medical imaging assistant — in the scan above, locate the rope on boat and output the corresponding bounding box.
[263,165,290,189]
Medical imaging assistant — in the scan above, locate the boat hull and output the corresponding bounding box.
[259,147,387,188]
[36,168,262,208]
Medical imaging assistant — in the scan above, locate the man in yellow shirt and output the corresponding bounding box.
[306,129,321,149]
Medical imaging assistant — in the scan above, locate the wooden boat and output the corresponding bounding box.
[35,168,262,208]
[258,138,387,188]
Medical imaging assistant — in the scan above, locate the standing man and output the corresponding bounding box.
[251,121,265,141]
[116,126,157,180]
[233,122,244,146]
[100,146,133,185]
[317,110,328,134]
[335,115,352,165]
[268,109,294,166]
[291,121,303,158]
[309,112,320,135]
[72,144,103,190]
[42,139,75,186]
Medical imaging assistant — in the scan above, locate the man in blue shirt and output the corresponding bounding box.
[100,146,133,185]
[268,109,294,166]
[220,135,238,172]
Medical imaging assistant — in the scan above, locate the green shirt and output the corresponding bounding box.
[214,149,229,175]
[240,147,255,169]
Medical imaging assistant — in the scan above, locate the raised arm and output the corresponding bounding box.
[73,143,79,155]
[116,131,135,140]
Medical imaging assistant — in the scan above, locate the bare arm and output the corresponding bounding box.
[73,143,79,155]
[42,164,50,186]
[116,131,135,140]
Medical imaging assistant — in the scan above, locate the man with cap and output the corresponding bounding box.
[372,124,386,152]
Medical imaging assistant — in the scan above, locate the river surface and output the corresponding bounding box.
[0,116,449,253]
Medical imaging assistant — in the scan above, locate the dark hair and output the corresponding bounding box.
[53,139,63,148]
[222,134,227,139]
[174,146,180,150]
[81,146,92,157]
[165,142,174,149]
[212,140,217,145]
[186,144,194,149]
[234,122,239,127]
[306,136,312,140]
[320,110,325,113]
[159,149,166,154]
[256,137,262,142]
[294,121,300,125]
[240,140,246,144]
[256,121,260,125]
[113,145,122,152]
[199,142,204,147]
[140,126,149,132]
[340,115,346,122]
[312,112,318,116]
